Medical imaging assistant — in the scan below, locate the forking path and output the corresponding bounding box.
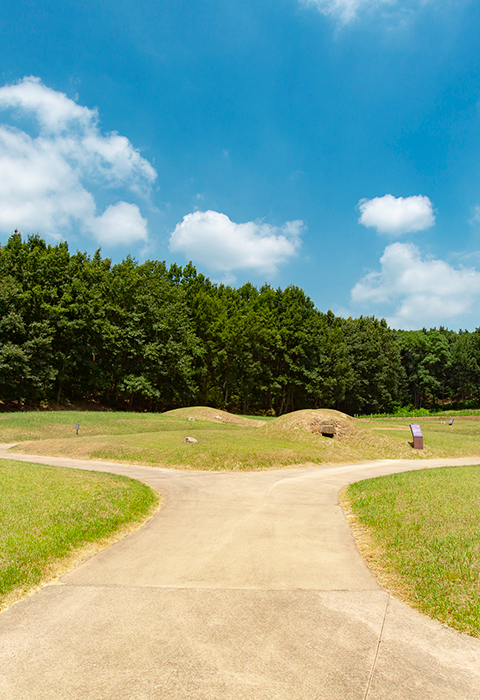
[1,449,480,700]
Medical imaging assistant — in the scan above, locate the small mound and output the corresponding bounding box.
[266,408,358,440]
[163,406,265,427]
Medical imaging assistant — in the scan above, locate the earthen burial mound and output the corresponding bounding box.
[266,408,357,440]
[163,406,265,427]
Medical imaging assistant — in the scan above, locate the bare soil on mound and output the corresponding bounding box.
[266,408,359,440]
[163,406,265,427]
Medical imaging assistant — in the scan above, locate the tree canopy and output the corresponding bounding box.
[1,233,479,414]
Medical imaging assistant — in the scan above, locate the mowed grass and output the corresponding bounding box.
[345,465,480,636]
[361,415,480,458]
[0,460,159,610]
[2,411,480,633]
[2,410,480,470]
[0,410,188,442]
[3,418,414,470]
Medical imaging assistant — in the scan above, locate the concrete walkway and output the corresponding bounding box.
[1,451,480,699]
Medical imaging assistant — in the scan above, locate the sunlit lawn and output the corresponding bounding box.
[0,460,159,610]
[2,410,480,470]
[2,410,480,635]
[345,465,480,637]
[361,415,480,458]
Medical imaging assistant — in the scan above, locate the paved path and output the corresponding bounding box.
[1,451,480,699]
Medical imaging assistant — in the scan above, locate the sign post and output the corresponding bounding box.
[410,423,423,450]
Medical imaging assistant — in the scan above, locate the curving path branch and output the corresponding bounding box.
[1,450,479,699]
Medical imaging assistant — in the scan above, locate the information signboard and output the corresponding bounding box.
[410,423,423,449]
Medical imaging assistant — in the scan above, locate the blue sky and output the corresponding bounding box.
[1,0,480,329]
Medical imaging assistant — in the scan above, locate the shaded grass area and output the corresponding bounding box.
[345,465,480,636]
[0,460,159,610]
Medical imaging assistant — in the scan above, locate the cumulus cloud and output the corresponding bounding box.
[88,202,148,246]
[169,210,303,280]
[358,194,435,235]
[351,242,480,328]
[0,76,156,246]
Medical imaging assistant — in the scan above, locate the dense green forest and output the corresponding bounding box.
[1,233,479,415]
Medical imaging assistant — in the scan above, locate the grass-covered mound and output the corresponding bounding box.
[343,464,480,637]
[2,407,480,470]
[0,460,159,611]
[264,408,358,439]
[2,408,390,470]
[163,406,266,427]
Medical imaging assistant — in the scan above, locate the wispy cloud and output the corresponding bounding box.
[301,1,444,26]
[169,210,303,281]
[301,0,394,24]
[0,76,156,247]
[470,205,480,225]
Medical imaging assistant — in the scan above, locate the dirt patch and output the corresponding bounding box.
[266,408,358,440]
[163,406,265,427]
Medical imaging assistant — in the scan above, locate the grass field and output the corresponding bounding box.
[344,465,480,637]
[2,407,480,634]
[0,460,159,611]
[360,415,480,458]
[2,408,480,470]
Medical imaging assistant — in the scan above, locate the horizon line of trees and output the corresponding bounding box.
[1,232,480,415]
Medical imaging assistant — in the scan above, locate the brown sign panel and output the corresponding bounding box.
[410,423,423,449]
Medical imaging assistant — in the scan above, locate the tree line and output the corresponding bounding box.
[1,233,479,415]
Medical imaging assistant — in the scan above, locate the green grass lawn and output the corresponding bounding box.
[3,410,480,470]
[0,410,188,442]
[0,460,159,610]
[362,415,480,458]
[1,418,412,470]
[345,465,480,637]
[1,409,480,634]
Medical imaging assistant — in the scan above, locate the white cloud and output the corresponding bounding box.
[351,242,480,328]
[88,202,148,246]
[302,0,394,24]
[358,194,435,235]
[169,210,303,279]
[0,76,156,246]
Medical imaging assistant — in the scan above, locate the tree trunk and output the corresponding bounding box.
[223,376,228,409]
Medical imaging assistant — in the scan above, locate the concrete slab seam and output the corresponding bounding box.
[363,594,390,700]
